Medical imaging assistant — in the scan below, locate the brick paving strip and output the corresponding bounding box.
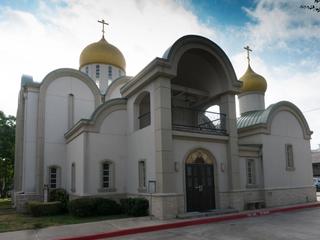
[56,202,320,240]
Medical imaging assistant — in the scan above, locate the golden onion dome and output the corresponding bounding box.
[79,36,126,70]
[240,65,267,93]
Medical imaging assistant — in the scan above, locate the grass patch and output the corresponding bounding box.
[0,198,12,208]
[0,211,128,233]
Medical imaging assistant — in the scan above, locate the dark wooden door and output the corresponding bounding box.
[186,163,215,212]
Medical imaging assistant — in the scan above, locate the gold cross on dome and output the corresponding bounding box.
[98,19,109,37]
[244,45,252,65]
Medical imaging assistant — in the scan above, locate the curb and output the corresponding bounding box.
[56,202,320,240]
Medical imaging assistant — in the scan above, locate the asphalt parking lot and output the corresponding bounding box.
[110,206,320,240]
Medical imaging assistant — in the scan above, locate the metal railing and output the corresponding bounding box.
[172,107,226,135]
[138,112,151,129]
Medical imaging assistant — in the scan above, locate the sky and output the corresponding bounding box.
[0,0,320,149]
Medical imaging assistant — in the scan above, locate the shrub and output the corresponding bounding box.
[120,198,134,214]
[120,198,149,217]
[49,188,69,211]
[68,198,97,217]
[68,197,121,217]
[131,198,149,216]
[95,198,122,216]
[28,201,63,217]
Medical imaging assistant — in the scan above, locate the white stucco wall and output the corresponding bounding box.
[66,133,85,195]
[264,111,313,189]
[43,76,96,190]
[106,84,123,100]
[239,110,313,191]
[86,110,128,195]
[238,93,265,114]
[22,90,39,192]
[126,84,156,194]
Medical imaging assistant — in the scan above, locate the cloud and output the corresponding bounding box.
[243,0,320,51]
[0,0,215,115]
[1,0,319,148]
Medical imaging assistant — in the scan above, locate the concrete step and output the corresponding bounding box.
[177,208,239,219]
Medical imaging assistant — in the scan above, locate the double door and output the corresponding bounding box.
[186,163,215,212]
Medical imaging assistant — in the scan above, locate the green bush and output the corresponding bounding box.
[120,198,134,214]
[28,201,63,217]
[68,197,121,217]
[49,188,69,211]
[68,198,97,217]
[120,198,149,217]
[131,198,149,216]
[96,198,121,216]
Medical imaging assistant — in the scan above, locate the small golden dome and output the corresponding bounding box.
[79,36,126,70]
[240,65,267,92]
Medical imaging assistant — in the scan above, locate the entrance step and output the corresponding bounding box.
[177,209,238,219]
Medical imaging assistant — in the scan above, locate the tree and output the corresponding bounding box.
[0,111,15,198]
[301,0,320,12]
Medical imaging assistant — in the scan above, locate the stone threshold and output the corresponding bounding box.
[177,208,239,219]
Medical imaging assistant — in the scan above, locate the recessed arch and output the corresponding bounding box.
[134,91,151,130]
[163,35,241,95]
[36,68,102,193]
[185,148,216,165]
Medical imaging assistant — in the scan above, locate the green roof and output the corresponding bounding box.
[237,101,312,141]
[237,104,275,129]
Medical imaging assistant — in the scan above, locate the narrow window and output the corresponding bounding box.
[108,65,112,79]
[85,66,89,75]
[96,65,100,78]
[98,161,115,192]
[102,162,111,188]
[118,69,122,77]
[49,166,60,189]
[138,160,146,189]
[246,159,256,185]
[71,163,76,192]
[138,93,151,129]
[286,144,294,170]
[68,94,74,129]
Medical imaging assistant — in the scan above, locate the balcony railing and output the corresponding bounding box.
[138,112,151,129]
[172,107,227,135]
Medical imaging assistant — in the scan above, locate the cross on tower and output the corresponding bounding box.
[244,45,252,65]
[98,19,109,37]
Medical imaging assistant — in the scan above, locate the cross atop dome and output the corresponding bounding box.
[244,45,252,65]
[98,19,109,37]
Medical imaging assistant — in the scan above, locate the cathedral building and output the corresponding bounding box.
[14,27,316,219]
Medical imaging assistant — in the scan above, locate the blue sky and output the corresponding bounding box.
[183,0,254,26]
[0,0,320,148]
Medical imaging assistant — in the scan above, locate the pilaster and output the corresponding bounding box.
[220,93,240,190]
[153,77,175,193]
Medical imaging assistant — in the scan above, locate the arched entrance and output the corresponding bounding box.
[185,149,215,212]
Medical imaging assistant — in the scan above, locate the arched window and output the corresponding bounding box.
[99,161,115,192]
[68,94,74,129]
[71,163,76,192]
[48,166,61,189]
[285,144,294,170]
[136,92,151,129]
[108,65,112,79]
[138,160,146,191]
[96,65,100,78]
